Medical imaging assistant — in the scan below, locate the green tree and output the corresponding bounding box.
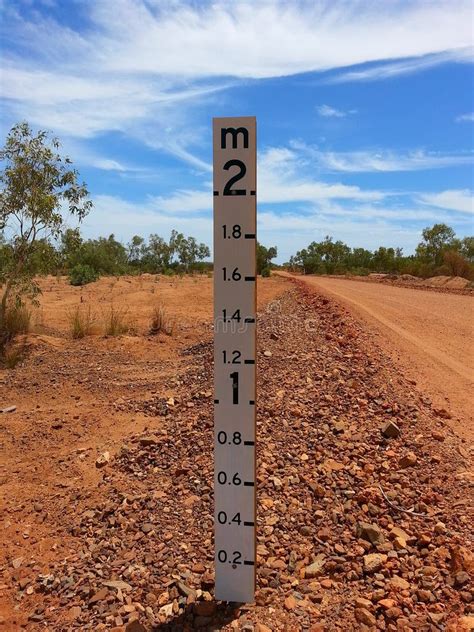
[60,227,83,270]
[461,236,474,262]
[257,242,277,274]
[0,122,91,348]
[127,235,145,267]
[416,223,456,266]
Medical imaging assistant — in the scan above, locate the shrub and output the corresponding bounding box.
[261,267,271,277]
[104,305,129,336]
[0,303,31,348]
[68,305,95,339]
[69,264,99,286]
[0,303,31,366]
[351,267,370,276]
[2,343,27,368]
[149,305,174,336]
[443,250,474,280]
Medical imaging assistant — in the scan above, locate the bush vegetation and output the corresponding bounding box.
[69,264,99,286]
[68,305,95,339]
[149,305,174,336]
[285,225,474,280]
[0,122,91,360]
[104,305,130,337]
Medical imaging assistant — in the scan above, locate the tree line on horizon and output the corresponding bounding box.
[284,226,474,280]
[0,228,212,286]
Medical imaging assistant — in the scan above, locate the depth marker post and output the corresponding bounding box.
[213,117,257,602]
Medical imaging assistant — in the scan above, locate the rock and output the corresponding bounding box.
[432,430,445,441]
[355,597,372,609]
[355,608,376,626]
[356,522,384,546]
[455,571,470,587]
[304,555,326,578]
[434,407,451,419]
[381,420,400,439]
[68,606,81,620]
[458,616,474,630]
[141,523,154,534]
[89,587,108,604]
[95,451,110,468]
[1,406,16,413]
[12,557,23,569]
[363,553,386,574]
[256,624,273,632]
[390,526,410,549]
[192,563,206,574]
[399,452,417,468]
[263,350,272,357]
[177,581,197,600]
[417,589,433,602]
[308,482,325,498]
[159,604,173,617]
[194,601,216,616]
[389,576,410,591]
[385,607,403,619]
[284,595,297,610]
[434,521,446,535]
[139,436,159,446]
[103,580,132,591]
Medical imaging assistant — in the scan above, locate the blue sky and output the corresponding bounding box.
[1,0,473,262]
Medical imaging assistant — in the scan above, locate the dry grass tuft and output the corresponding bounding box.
[0,304,31,367]
[104,305,130,336]
[68,305,95,339]
[2,343,27,368]
[149,304,174,336]
[1,303,31,341]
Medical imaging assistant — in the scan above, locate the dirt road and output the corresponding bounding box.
[283,274,474,441]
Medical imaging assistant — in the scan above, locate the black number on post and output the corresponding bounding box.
[222,350,241,364]
[222,267,241,281]
[217,431,242,444]
[230,371,239,404]
[217,511,242,525]
[223,160,246,196]
[217,549,243,565]
[222,309,241,322]
[222,224,242,239]
[217,471,242,485]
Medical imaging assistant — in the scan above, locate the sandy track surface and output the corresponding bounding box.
[282,274,474,441]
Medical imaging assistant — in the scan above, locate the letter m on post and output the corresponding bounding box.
[221,127,249,150]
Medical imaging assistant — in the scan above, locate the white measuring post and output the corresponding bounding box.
[213,116,257,603]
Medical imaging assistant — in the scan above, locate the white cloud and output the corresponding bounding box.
[291,143,474,172]
[2,0,473,144]
[145,145,387,214]
[316,104,356,118]
[456,112,474,122]
[418,189,474,214]
[258,147,384,203]
[79,194,212,244]
[63,1,474,78]
[328,47,473,83]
